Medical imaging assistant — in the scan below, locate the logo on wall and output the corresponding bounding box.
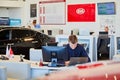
[68,4,95,22]
[76,8,85,15]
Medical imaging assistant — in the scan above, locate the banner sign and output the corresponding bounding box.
[68,4,95,22]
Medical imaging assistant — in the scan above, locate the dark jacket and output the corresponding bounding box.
[65,44,91,62]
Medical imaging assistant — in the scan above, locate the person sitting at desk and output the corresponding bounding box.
[65,35,91,65]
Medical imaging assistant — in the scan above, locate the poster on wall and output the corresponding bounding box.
[67,4,95,22]
[30,4,37,17]
[39,1,66,25]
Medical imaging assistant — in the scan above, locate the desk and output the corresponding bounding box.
[31,66,61,78]
[30,62,67,79]
[0,66,7,80]
[0,55,68,79]
[0,59,31,80]
[113,54,120,61]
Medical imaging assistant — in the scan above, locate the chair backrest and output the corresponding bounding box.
[0,61,31,80]
[47,42,58,46]
[0,66,7,80]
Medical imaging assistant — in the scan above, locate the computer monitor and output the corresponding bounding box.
[42,46,69,63]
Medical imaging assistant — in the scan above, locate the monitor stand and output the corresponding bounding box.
[48,58,57,67]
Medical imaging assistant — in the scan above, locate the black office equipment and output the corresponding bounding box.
[42,46,69,67]
[47,42,58,46]
[99,31,108,35]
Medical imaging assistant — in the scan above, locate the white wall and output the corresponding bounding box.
[0,0,24,7]
[25,0,120,36]
[0,0,25,26]
[0,0,120,36]
[63,0,120,36]
[24,0,41,26]
[0,8,9,17]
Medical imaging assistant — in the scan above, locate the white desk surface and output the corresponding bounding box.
[0,55,68,70]
[0,55,70,79]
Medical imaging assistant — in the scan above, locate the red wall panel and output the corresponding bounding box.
[68,4,96,22]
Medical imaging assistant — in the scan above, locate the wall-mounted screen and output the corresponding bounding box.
[0,17,9,26]
[9,19,21,27]
[97,2,116,15]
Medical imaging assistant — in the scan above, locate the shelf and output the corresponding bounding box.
[0,0,24,8]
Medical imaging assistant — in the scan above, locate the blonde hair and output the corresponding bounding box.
[104,26,109,32]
